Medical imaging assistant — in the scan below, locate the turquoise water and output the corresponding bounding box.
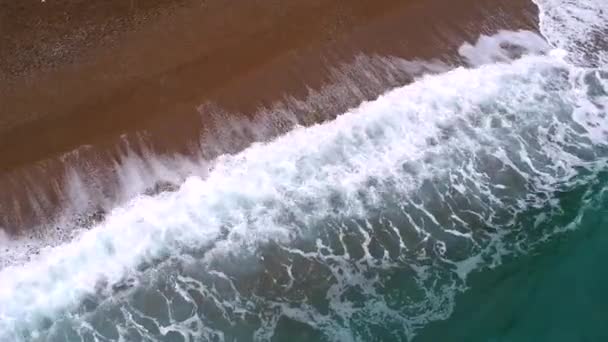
[417,171,608,342]
[0,0,607,341]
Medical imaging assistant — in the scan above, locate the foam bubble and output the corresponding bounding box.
[534,0,608,66]
[459,30,550,66]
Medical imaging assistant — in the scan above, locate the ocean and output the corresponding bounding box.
[0,0,606,341]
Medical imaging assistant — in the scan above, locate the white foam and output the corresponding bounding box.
[459,29,550,66]
[0,230,9,247]
[534,0,608,66]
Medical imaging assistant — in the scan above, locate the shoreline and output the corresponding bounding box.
[0,0,539,234]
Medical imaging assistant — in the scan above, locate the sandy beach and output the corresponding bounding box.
[0,0,538,234]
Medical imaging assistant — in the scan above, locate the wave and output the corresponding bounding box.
[0,0,607,341]
[0,54,449,246]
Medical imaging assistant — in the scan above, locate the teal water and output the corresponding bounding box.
[416,171,608,342]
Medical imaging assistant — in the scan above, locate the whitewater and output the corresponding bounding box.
[0,0,606,341]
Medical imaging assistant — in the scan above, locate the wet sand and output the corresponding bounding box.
[0,0,539,234]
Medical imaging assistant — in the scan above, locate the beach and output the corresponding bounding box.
[0,0,538,233]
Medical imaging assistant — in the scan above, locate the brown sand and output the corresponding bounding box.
[0,0,539,234]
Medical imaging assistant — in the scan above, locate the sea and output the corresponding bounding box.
[0,0,607,341]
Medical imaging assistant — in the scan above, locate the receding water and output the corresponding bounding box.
[0,0,607,341]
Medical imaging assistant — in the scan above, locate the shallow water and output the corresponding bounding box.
[0,0,607,341]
